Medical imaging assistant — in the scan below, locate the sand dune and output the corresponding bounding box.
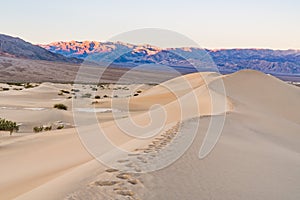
[0,70,299,199]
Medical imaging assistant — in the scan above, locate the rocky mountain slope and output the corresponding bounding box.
[0,34,82,63]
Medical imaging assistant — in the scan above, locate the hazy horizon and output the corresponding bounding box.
[1,0,299,50]
[1,32,300,51]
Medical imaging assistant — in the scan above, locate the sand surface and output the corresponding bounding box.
[0,70,299,199]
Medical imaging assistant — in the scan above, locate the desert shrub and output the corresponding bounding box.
[92,88,98,91]
[92,101,99,104]
[113,95,118,98]
[71,89,80,92]
[2,88,9,91]
[54,104,68,110]
[103,95,109,98]
[95,95,101,99]
[44,126,52,131]
[136,90,142,93]
[24,83,35,89]
[33,126,44,133]
[81,93,92,98]
[60,89,70,94]
[133,94,139,96]
[148,83,158,86]
[67,96,72,99]
[57,125,64,130]
[13,88,23,91]
[7,83,23,86]
[0,118,19,135]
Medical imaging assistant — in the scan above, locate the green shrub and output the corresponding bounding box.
[0,118,19,135]
[33,126,43,133]
[44,126,52,131]
[54,104,68,110]
[57,125,64,130]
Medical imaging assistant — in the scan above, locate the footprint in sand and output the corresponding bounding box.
[127,179,138,185]
[117,159,130,163]
[128,153,140,156]
[115,189,135,197]
[105,168,119,173]
[116,173,132,180]
[137,156,148,163]
[94,180,119,186]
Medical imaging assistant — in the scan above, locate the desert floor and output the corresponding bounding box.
[0,70,299,200]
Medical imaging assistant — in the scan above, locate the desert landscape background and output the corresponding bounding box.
[0,9,300,199]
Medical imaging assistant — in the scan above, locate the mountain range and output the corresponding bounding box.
[1,34,299,75]
[41,41,300,74]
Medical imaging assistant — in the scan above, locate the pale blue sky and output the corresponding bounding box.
[1,0,299,49]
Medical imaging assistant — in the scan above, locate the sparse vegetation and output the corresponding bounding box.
[71,89,80,92]
[98,84,110,89]
[7,82,23,86]
[33,126,44,133]
[13,88,23,91]
[0,118,19,135]
[44,126,52,131]
[24,83,36,89]
[81,93,92,98]
[60,89,70,94]
[6,83,39,89]
[92,101,99,104]
[33,125,52,132]
[57,125,64,130]
[95,95,101,99]
[54,103,68,110]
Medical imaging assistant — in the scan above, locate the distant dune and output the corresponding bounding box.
[0,70,299,199]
